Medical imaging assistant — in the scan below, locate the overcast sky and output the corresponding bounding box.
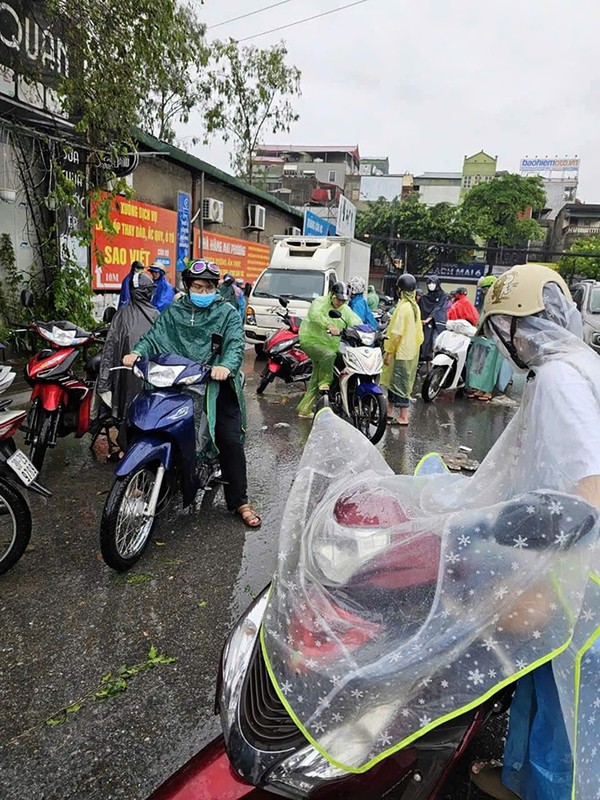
[178,0,599,199]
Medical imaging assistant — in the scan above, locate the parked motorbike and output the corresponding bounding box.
[19,292,113,470]
[148,453,513,800]
[99,343,224,571]
[421,318,477,403]
[257,297,312,395]
[0,365,51,575]
[316,311,386,445]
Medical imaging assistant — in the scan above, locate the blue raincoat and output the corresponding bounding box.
[349,294,377,330]
[150,267,176,313]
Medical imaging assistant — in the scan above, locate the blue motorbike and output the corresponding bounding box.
[100,341,223,571]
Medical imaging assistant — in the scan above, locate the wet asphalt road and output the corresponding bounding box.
[0,353,520,800]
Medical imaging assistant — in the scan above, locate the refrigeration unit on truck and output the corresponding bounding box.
[244,236,371,352]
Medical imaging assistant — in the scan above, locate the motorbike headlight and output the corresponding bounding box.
[246,306,257,326]
[267,744,348,798]
[358,331,376,346]
[219,590,269,741]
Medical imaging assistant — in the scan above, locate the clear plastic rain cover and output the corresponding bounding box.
[262,288,600,780]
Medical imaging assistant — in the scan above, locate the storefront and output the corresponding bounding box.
[193,230,270,284]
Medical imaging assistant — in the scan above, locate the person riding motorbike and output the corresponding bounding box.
[419,275,448,369]
[218,273,239,311]
[476,274,497,312]
[296,282,361,419]
[382,273,423,426]
[122,260,261,528]
[118,259,145,308]
[367,284,380,312]
[348,276,378,329]
[148,263,176,313]
[96,273,159,453]
[234,277,246,320]
[447,286,479,326]
[467,263,600,800]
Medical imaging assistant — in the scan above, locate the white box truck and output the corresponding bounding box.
[244,236,371,352]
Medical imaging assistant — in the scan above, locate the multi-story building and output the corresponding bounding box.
[548,203,600,255]
[460,151,498,198]
[359,173,413,206]
[360,157,390,176]
[413,172,462,206]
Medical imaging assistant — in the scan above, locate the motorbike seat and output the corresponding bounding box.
[37,321,93,338]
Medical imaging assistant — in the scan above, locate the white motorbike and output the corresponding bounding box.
[422,318,477,402]
[316,312,386,444]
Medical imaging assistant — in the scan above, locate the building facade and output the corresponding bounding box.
[413,172,462,206]
[461,151,498,197]
[548,203,600,255]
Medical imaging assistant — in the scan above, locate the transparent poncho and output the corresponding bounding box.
[262,286,600,786]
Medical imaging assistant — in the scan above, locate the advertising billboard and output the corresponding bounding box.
[193,230,270,283]
[303,209,336,237]
[91,194,177,290]
[336,195,357,238]
[520,158,580,173]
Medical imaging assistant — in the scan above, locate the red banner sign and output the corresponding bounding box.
[91,194,177,290]
[193,230,270,283]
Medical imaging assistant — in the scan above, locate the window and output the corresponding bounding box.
[328,273,337,291]
[253,269,326,301]
[572,286,584,311]
[328,170,337,183]
[588,287,600,314]
[352,189,360,201]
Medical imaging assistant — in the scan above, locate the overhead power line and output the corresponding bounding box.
[210,0,298,30]
[236,0,371,43]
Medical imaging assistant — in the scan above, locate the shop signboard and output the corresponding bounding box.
[193,230,270,283]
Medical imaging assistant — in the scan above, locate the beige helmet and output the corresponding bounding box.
[479,263,572,329]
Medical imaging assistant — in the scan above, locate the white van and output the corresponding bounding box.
[245,236,371,352]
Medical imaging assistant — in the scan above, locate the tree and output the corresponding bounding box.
[201,40,301,184]
[461,174,547,262]
[355,194,474,273]
[559,234,600,282]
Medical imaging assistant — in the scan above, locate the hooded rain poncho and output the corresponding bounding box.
[150,266,176,312]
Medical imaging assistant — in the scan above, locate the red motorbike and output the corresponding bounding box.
[256,297,312,395]
[22,316,109,470]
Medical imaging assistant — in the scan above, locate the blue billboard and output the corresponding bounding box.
[303,210,336,237]
[176,191,191,271]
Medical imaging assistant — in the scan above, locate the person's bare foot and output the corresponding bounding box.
[470,761,521,800]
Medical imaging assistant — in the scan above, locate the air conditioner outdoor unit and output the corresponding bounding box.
[203,197,224,224]
[285,226,302,236]
[246,204,266,231]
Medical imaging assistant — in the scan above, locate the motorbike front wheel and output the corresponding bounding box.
[256,367,275,395]
[100,465,160,571]
[28,405,58,471]
[422,365,448,403]
[351,391,387,444]
[0,477,32,575]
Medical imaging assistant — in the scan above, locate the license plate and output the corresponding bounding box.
[7,450,38,486]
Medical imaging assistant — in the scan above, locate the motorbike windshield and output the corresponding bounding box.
[262,406,600,774]
[133,354,210,387]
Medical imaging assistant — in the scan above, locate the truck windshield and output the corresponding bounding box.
[253,269,325,301]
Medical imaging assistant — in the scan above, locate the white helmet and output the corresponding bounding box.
[349,276,366,296]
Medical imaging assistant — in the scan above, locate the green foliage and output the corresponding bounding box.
[44,646,176,727]
[0,234,26,341]
[202,40,302,183]
[461,174,547,247]
[356,194,474,272]
[559,234,600,282]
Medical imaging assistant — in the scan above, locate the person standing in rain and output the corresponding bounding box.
[118,260,145,308]
[234,277,246,320]
[296,282,361,419]
[419,275,448,370]
[96,273,159,453]
[367,284,380,312]
[148,263,176,312]
[382,273,423,426]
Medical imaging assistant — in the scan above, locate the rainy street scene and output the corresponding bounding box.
[1,1,600,800]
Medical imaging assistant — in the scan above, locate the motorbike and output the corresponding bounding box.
[99,342,224,571]
[148,453,513,800]
[19,292,114,470]
[421,318,477,403]
[257,297,312,395]
[316,311,386,445]
[0,365,51,575]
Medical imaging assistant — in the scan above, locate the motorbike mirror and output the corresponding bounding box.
[329,309,342,319]
[20,288,34,308]
[103,306,117,324]
[278,296,289,308]
[211,333,223,354]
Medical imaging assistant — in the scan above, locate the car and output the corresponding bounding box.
[571,280,600,353]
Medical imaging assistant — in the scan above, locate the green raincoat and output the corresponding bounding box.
[297,295,361,416]
[367,285,379,312]
[132,295,246,457]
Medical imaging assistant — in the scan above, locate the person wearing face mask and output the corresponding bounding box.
[118,260,146,309]
[97,273,159,454]
[419,275,448,370]
[468,263,600,800]
[122,260,261,528]
[296,282,362,418]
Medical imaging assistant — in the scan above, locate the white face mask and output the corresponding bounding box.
[428,283,436,292]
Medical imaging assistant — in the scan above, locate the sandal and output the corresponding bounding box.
[235,503,262,529]
[470,761,521,800]
[477,393,493,402]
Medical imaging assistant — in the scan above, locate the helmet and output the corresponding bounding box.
[235,277,244,286]
[396,273,417,293]
[349,276,366,295]
[181,259,220,287]
[148,262,166,277]
[479,264,571,329]
[131,260,144,272]
[331,281,350,301]
[478,275,497,289]
[223,273,234,284]
[456,287,468,296]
